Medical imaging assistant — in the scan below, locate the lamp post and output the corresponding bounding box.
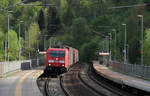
[105,36,109,53]
[122,23,127,64]
[29,24,30,59]
[105,36,109,66]
[44,36,46,51]
[19,21,24,61]
[5,41,7,61]
[104,37,107,52]
[137,15,144,65]
[24,22,26,47]
[127,44,129,63]
[109,33,112,61]
[102,40,105,52]
[112,29,117,61]
[7,11,13,61]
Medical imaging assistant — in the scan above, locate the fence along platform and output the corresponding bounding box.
[93,61,150,93]
[0,59,40,77]
[109,61,150,80]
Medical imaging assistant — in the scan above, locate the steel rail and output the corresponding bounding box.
[59,75,70,96]
[87,66,134,96]
[78,64,107,96]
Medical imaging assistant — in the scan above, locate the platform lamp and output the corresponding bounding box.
[137,15,144,66]
[122,23,127,64]
[19,21,24,61]
[7,11,13,61]
[112,29,117,61]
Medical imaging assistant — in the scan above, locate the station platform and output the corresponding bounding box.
[93,61,150,93]
[0,67,44,96]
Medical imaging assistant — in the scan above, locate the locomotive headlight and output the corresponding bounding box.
[59,60,65,63]
[49,64,51,66]
[48,60,54,63]
[62,64,65,66]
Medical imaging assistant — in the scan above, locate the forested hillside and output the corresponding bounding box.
[1,0,150,65]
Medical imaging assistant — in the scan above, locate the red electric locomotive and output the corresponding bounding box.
[44,47,79,75]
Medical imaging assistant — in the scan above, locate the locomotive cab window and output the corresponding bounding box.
[50,51,65,57]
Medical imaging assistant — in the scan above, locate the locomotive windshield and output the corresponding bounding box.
[50,51,65,57]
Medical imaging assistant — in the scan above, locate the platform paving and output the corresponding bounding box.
[0,67,43,96]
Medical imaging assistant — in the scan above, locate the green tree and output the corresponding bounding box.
[47,6,61,36]
[76,0,95,20]
[125,6,145,64]
[143,29,150,65]
[27,22,40,48]
[90,15,111,36]
[0,0,9,9]
[9,30,19,61]
[0,29,5,61]
[38,9,45,31]
[26,22,40,58]
[71,17,91,48]
[62,8,74,26]
[80,39,99,62]
[63,17,91,49]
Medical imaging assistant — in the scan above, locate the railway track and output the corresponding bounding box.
[60,62,136,96]
[60,63,100,96]
[87,65,137,96]
[37,62,137,96]
[37,73,65,96]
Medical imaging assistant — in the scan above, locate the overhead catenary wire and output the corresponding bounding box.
[0,1,55,13]
[92,30,105,38]
[108,3,150,9]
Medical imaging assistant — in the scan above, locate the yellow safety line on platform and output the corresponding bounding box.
[15,71,34,96]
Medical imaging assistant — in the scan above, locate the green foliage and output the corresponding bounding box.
[0,29,5,61]
[21,3,42,22]
[59,0,67,14]
[63,17,91,49]
[125,6,143,64]
[143,29,150,65]
[47,6,61,36]
[71,17,90,47]
[90,15,111,36]
[38,9,45,30]
[9,30,19,61]
[60,0,67,8]
[80,39,99,62]
[76,0,93,20]
[1,0,150,63]
[62,8,74,26]
[26,22,40,48]
[0,0,9,9]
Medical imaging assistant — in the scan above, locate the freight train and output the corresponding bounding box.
[44,46,79,75]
